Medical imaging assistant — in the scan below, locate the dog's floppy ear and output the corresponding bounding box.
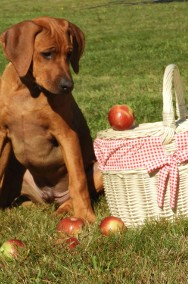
[0,21,42,77]
[68,23,85,74]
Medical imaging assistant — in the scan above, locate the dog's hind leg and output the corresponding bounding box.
[86,161,103,198]
[0,132,11,187]
[0,132,12,207]
[21,170,45,204]
[0,139,26,208]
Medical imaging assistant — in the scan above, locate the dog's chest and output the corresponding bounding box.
[6,94,49,133]
[5,94,64,168]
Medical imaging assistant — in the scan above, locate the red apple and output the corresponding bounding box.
[55,237,80,250]
[65,237,80,250]
[57,217,85,237]
[108,104,135,130]
[0,239,25,259]
[99,216,126,236]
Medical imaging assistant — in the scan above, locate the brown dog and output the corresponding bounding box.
[0,17,103,223]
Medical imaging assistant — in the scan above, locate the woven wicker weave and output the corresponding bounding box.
[95,64,188,227]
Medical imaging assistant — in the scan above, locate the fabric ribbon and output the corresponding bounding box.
[152,156,179,209]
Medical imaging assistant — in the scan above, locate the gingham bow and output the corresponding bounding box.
[153,156,179,209]
[156,147,188,208]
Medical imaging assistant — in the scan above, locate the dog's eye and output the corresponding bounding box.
[41,51,53,59]
[67,50,72,60]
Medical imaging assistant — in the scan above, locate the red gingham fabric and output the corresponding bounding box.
[94,132,188,209]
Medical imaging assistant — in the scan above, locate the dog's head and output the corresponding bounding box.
[0,17,85,95]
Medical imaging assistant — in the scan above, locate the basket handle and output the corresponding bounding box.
[162,64,187,144]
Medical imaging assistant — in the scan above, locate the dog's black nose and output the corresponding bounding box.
[60,78,74,92]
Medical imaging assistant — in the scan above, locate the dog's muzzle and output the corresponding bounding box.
[59,78,74,93]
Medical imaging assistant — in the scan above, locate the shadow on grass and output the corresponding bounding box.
[153,0,188,2]
[86,0,188,9]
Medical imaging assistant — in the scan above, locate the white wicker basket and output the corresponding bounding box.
[94,64,188,227]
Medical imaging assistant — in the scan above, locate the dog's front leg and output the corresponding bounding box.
[55,129,96,223]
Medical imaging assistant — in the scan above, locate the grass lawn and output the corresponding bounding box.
[1,0,188,283]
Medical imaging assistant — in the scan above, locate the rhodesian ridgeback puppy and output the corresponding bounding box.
[0,16,103,223]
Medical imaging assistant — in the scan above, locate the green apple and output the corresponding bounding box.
[0,239,25,259]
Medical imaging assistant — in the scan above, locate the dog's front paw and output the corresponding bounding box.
[55,199,96,223]
[74,208,96,224]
